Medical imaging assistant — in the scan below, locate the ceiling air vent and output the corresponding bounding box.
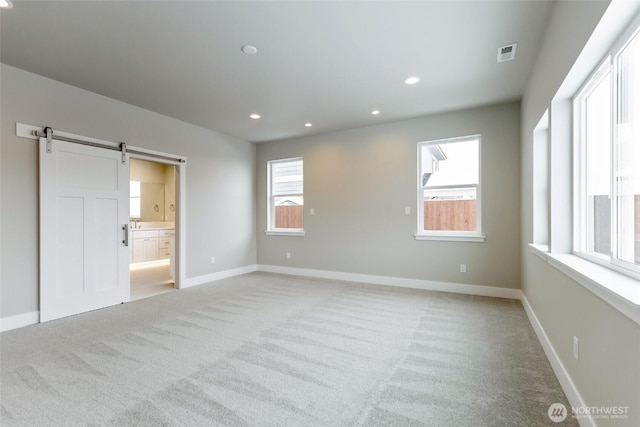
[497,43,517,63]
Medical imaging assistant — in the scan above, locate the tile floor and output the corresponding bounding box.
[130,263,175,301]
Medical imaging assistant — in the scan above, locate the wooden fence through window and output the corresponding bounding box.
[276,202,475,231]
[275,205,304,229]
[424,200,476,231]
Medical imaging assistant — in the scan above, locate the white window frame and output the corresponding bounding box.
[573,58,612,266]
[266,157,305,236]
[612,22,640,277]
[532,110,550,247]
[572,19,640,281]
[130,180,141,219]
[415,135,485,243]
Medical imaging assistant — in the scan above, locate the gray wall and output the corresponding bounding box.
[521,1,640,425]
[257,102,521,289]
[0,64,256,318]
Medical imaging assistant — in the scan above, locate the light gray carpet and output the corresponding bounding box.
[0,272,575,426]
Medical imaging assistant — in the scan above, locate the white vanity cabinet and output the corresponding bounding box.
[131,228,174,264]
[132,230,159,263]
[158,230,174,260]
[160,229,176,281]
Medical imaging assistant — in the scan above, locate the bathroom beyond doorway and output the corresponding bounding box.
[129,158,176,300]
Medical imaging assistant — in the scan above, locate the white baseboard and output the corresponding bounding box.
[0,311,39,332]
[0,265,258,332]
[257,264,521,300]
[521,294,593,427]
[182,264,258,289]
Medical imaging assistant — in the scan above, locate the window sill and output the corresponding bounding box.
[414,234,486,243]
[529,243,549,261]
[528,244,640,325]
[265,230,305,237]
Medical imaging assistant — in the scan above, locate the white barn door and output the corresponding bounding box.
[39,137,130,322]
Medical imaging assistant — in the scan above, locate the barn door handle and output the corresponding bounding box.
[122,224,129,246]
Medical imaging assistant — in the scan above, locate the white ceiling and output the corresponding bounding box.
[0,1,553,143]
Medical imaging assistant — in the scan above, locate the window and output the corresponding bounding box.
[416,135,483,241]
[574,62,612,259]
[573,23,640,277]
[130,180,141,219]
[533,110,550,246]
[267,158,304,234]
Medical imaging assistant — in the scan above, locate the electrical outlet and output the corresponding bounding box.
[286,252,291,259]
[310,208,315,216]
[210,256,216,264]
[573,336,579,360]
[404,206,411,215]
[460,264,467,273]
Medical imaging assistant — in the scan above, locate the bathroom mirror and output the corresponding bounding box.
[140,182,165,221]
[130,181,165,221]
[130,158,175,222]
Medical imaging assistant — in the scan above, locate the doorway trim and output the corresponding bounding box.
[17,122,187,292]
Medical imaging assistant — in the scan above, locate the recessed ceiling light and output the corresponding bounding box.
[249,113,261,119]
[305,122,313,127]
[241,45,258,55]
[404,76,421,85]
[0,0,14,8]
[371,110,380,115]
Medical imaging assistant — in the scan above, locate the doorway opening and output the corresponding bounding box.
[129,158,177,301]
